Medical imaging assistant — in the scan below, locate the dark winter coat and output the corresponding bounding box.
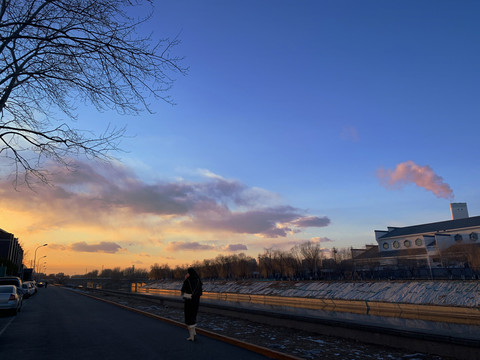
[181,273,202,325]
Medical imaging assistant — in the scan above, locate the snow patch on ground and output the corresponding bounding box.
[145,280,480,307]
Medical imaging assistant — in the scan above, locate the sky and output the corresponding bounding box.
[2,0,480,275]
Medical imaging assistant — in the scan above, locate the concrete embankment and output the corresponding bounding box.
[136,280,480,325]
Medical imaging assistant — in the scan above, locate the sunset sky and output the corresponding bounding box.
[2,1,480,275]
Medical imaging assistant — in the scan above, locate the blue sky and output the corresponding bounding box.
[139,1,480,229]
[4,1,480,274]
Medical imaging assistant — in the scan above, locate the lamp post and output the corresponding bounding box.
[36,256,46,275]
[33,244,47,280]
[40,262,47,276]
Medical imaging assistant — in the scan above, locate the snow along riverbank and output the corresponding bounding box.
[144,280,480,308]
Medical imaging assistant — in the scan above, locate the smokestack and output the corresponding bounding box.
[450,203,469,220]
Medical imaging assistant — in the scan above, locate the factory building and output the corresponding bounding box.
[352,203,480,275]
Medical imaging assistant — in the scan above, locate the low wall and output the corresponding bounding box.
[135,280,480,325]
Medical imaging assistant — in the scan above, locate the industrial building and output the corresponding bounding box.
[352,203,480,277]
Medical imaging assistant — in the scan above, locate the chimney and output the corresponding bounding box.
[450,202,469,220]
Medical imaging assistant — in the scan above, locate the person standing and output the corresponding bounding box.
[181,267,202,341]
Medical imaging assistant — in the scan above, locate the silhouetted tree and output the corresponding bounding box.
[0,0,186,185]
[123,266,147,280]
[233,253,256,279]
[172,265,187,280]
[85,269,99,278]
[258,248,275,279]
[201,259,219,279]
[149,263,173,280]
[294,241,324,279]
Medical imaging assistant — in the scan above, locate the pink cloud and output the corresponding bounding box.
[292,216,330,227]
[0,159,331,238]
[165,241,215,251]
[311,237,334,243]
[67,241,122,253]
[378,161,454,199]
[224,244,248,252]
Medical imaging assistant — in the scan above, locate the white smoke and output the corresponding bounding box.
[378,161,454,199]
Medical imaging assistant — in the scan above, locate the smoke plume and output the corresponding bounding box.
[378,160,454,199]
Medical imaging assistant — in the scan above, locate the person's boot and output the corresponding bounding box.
[186,326,195,341]
[192,324,197,336]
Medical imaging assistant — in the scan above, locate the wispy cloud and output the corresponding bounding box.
[165,241,215,251]
[0,159,333,264]
[70,241,122,253]
[340,125,359,142]
[224,244,248,252]
[49,241,122,253]
[377,160,454,199]
[292,216,330,227]
[310,237,334,243]
[0,159,330,239]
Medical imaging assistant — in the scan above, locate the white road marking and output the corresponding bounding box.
[0,316,15,337]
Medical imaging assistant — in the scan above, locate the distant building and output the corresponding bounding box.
[352,203,480,274]
[0,228,24,275]
[23,268,34,281]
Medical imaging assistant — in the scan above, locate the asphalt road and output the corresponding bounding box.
[0,286,270,360]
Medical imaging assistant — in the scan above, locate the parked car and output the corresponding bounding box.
[0,285,22,315]
[0,277,24,294]
[0,276,25,301]
[22,281,35,298]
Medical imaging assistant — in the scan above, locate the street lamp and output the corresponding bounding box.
[36,256,47,275]
[37,257,47,274]
[33,244,47,280]
[40,262,47,276]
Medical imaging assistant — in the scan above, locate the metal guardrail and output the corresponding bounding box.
[132,285,480,326]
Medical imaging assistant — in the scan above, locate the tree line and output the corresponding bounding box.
[69,241,354,281]
[61,240,480,282]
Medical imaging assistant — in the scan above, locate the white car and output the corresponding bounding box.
[22,281,36,298]
[0,285,22,315]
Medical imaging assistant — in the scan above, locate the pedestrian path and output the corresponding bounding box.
[0,286,296,360]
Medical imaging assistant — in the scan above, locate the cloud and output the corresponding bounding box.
[377,161,454,199]
[70,241,122,253]
[224,244,248,252]
[197,168,224,180]
[191,205,331,238]
[291,216,330,227]
[192,206,296,234]
[48,244,67,251]
[263,227,291,238]
[48,242,122,253]
[48,241,123,253]
[165,241,215,252]
[0,159,330,240]
[310,237,334,243]
[340,126,359,142]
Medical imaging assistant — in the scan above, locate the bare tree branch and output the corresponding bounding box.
[0,0,186,185]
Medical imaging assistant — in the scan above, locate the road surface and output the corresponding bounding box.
[0,286,271,360]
